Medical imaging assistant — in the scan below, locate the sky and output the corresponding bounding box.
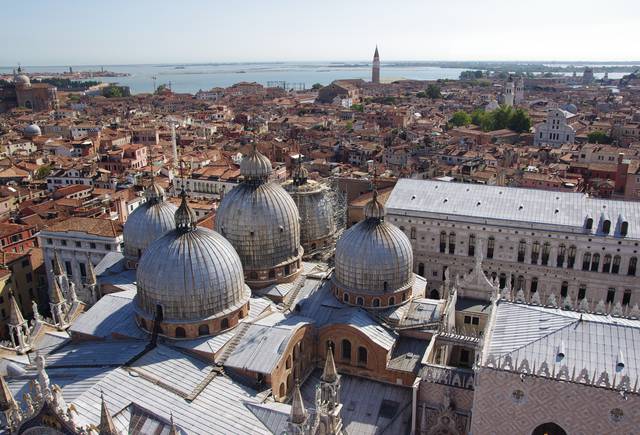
[2,0,639,66]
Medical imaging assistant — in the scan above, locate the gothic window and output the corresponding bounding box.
[468,234,476,256]
[620,221,629,237]
[356,296,364,306]
[341,339,351,361]
[606,288,616,304]
[516,275,525,291]
[556,244,566,267]
[612,255,621,274]
[623,290,632,306]
[582,252,591,271]
[603,254,612,273]
[517,240,526,262]
[585,218,593,230]
[602,220,611,234]
[590,254,600,272]
[530,277,538,293]
[578,285,587,301]
[567,245,577,268]
[541,242,550,266]
[560,281,568,297]
[628,257,637,276]
[487,237,495,259]
[343,292,350,303]
[531,242,540,264]
[448,232,456,254]
[439,231,446,253]
[357,347,368,366]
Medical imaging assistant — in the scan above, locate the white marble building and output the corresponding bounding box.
[533,108,577,147]
[386,179,640,306]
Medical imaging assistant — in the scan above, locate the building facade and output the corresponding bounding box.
[533,108,576,147]
[386,179,640,307]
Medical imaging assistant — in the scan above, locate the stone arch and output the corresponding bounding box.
[531,422,567,435]
[430,289,440,299]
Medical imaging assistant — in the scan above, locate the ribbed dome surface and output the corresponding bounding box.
[136,227,250,321]
[283,179,335,249]
[240,146,273,179]
[216,182,302,269]
[334,218,413,294]
[23,124,41,137]
[123,199,177,262]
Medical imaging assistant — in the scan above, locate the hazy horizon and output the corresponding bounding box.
[2,0,638,65]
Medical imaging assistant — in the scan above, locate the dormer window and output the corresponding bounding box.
[585,217,593,230]
[603,220,611,234]
[620,221,629,237]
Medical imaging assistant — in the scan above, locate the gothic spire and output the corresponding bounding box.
[52,249,64,276]
[99,391,118,435]
[86,254,97,286]
[8,291,25,326]
[290,381,307,425]
[322,349,338,383]
[0,375,18,413]
[50,278,65,305]
[169,412,179,435]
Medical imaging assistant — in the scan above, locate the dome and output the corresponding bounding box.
[240,144,273,180]
[334,192,414,299]
[216,147,302,287]
[562,103,578,114]
[283,177,335,256]
[15,74,30,87]
[23,124,41,138]
[136,194,250,326]
[123,182,178,267]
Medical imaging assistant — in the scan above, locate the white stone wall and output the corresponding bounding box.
[534,109,576,147]
[387,214,640,306]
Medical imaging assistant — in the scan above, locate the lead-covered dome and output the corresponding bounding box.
[123,182,177,269]
[15,74,31,87]
[23,124,41,138]
[216,146,303,288]
[333,191,414,308]
[283,162,335,257]
[136,192,251,338]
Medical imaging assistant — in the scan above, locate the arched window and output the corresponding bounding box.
[198,324,209,336]
[487,237,495,259]
[468,234,476,257]
[439,231,446,253]
[448,232,456,254]
[603,254,612,273]
[612,255,621,274]
[499,273,506,289]
[343,292,350,303]
[356,296,364,306]
[430,289,440,299]
[341,339,351,361]
[372,298,380,307]
[578,285,587,300]
[585,217,594,230]
[556,244,566,267]
[418,262,425,276]
[268,269,276,279]
[516,275,525,291]
[602,220,611,234]
[628,257,637,276]
[531,242,540,264]
[175,327,186,338]
[410,227,416,240]
[357,347,368,366]
[560,281,569,297]
[517,240,526,262]
[221,318,229,329]
[620,221,629,237]
[541,242,550,266]
[530,277,538,293]
[567,245,577,268]
[582,252,591,271]
[389,296,396,305]
[284,264,290,276]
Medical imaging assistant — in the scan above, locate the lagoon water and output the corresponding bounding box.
[0,62,466,94]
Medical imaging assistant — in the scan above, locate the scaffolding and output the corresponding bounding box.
[266,81,306,91]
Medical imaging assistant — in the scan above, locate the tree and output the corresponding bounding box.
[35,165,52,180]
[351,103,364,112]
[103,86,124,98]
[311,83,323,90]
[425,84,442,99]
[587,130,611,144]
[508,108,532,133]
[450,111,472,127]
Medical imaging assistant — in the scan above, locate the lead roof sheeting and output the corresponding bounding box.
[71,367,271,435]
[386,179,640,238]
[489,302,640,379]
[130,344,213,396]
[45,340,147,367]
[69,290,146,339]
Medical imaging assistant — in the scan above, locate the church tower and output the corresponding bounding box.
[372,46,380,84]
[504,76,515,107]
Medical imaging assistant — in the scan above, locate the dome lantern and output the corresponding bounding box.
[174,190,197,232]
[240,143,273,182]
